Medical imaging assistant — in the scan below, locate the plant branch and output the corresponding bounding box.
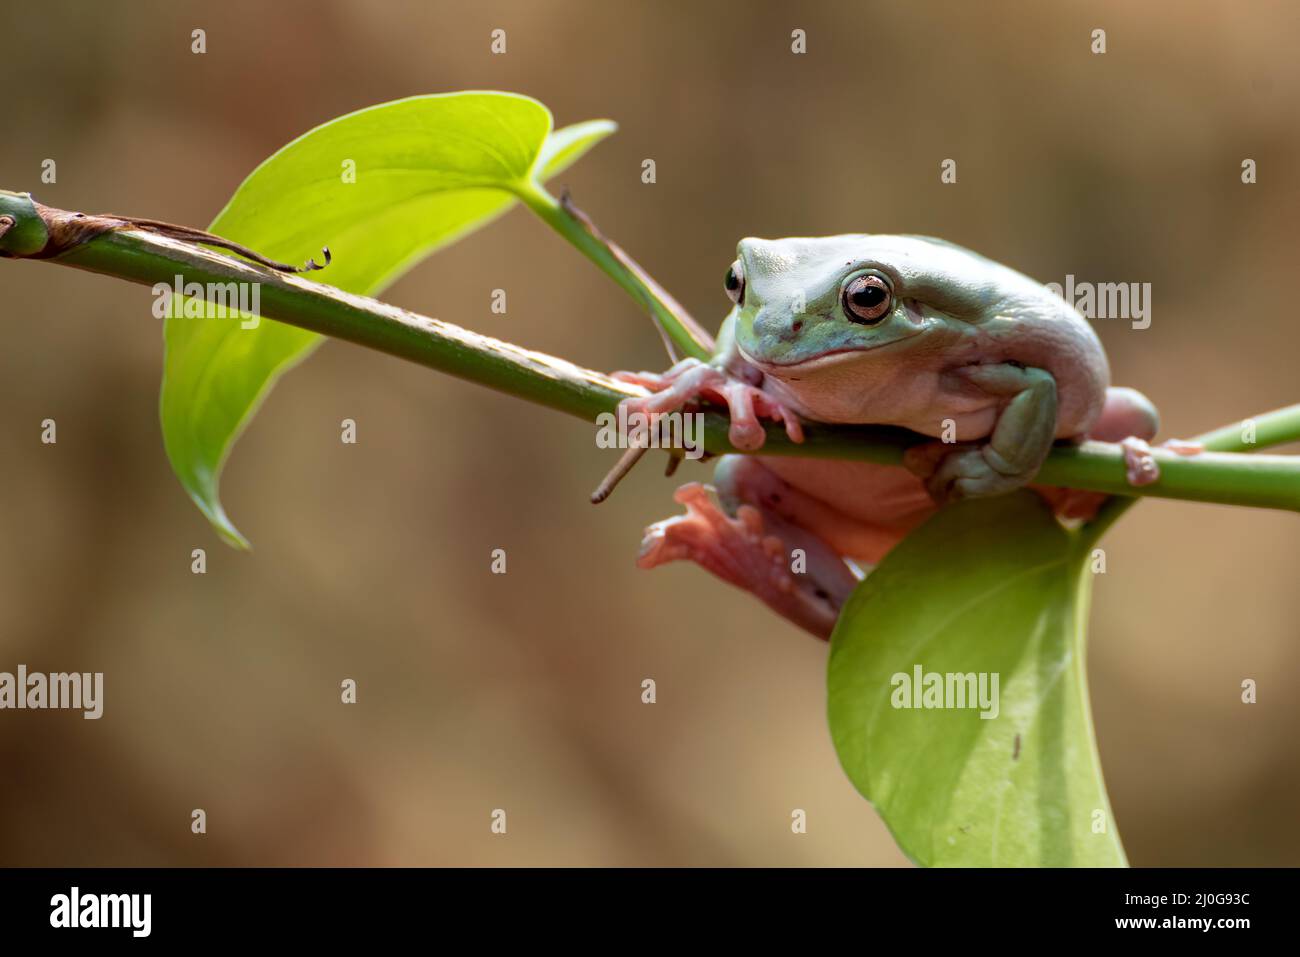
[3,192,1299,512]
[513,182,715,362]
[1193,405,1300,453]
[1078,404,1300,543]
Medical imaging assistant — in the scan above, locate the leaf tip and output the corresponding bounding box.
[194,493,252,551]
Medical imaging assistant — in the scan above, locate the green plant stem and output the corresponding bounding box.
[3,194,1299,512]
[1078,404,1300,545]
[1194,405,1300,453]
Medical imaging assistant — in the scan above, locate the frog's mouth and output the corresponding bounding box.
[743,346,862,369]
[739,339,906,373]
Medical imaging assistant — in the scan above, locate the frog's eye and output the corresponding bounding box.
[842,274,892,324]
[724,260,745,305]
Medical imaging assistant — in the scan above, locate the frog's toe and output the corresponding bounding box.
[611,357,704,391]
[749,389,804,444]
[1162,438,1205,456]
[610,370,662,389]
[1118,436,1203,487]
[1119,436,1160,486]
[926,447,1032,503]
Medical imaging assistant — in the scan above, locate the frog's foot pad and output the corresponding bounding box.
[637,482,838,638]
[612,358,803,451]
[1120,436,1204,487]
[903,441,1029,504]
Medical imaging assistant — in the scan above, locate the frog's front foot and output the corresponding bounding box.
[612,358,803,451]
[637,481,841,638]
[904,362,1058,505]
[904,441,1035,504]
[1119,436,1205,486]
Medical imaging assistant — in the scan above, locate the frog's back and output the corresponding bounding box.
[870,234,1110,436]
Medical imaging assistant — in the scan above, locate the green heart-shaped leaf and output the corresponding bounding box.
[828,492,1126,867]
[161,91,614,546]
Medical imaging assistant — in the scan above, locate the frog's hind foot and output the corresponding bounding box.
[1084,385,1201,487]
[1118,435,1204,487]
[1042,386,1203,518]
[637,481,843,639]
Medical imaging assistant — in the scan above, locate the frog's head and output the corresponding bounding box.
[727,234,1019,378]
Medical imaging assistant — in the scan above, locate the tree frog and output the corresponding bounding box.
[614,235,1196,639]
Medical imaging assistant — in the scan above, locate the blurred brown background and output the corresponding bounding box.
[0,0,1297,866]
